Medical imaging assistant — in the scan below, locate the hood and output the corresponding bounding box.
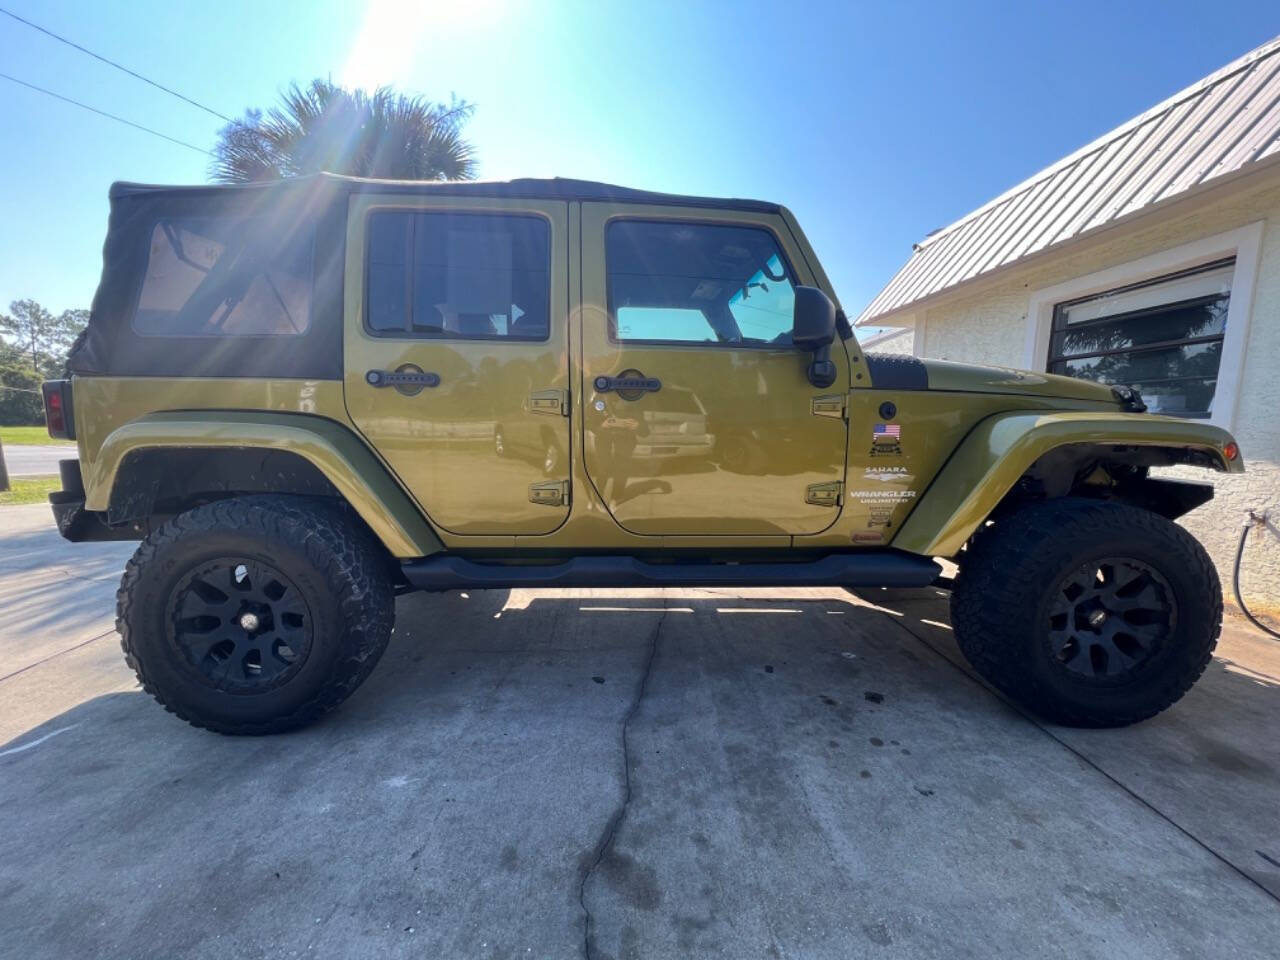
[920,358,1124,405]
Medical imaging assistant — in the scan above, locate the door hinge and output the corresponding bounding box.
[530,388,568,417]
[811,394,847,420]
[805,481,843,507]
[529,479,569,506]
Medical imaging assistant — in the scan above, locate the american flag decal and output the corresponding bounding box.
[872,423,901,443]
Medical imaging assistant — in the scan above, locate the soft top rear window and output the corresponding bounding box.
[133,217,315,337]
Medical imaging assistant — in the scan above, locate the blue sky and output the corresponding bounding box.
[1,0,1276,333]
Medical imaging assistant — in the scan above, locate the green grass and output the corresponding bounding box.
[0,474,58,506]
[0,425,63,446]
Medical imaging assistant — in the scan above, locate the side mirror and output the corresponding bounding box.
[792,286,836,350]
[792,285,838,388]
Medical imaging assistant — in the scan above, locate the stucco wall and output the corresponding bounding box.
[916,179,1280,618]
[858,327,914,355]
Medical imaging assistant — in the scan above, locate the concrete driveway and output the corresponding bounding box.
[2,502,1278,958]
[1,443,76,477]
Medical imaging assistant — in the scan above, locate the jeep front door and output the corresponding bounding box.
[344,197,570,536]
[580,207,849,536]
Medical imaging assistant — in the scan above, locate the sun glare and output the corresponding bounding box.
[341,0,509,91]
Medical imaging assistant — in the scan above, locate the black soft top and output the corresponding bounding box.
[107,173,782,213]
[70,174,781,380]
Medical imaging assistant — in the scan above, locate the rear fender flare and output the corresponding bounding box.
[82,411,442,558]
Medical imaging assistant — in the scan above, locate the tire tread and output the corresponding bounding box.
[951,497,1221,727]
[117,496,394,735]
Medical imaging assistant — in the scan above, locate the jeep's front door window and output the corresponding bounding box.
[606,220,796,346]
[727,255,795,344]
[615,307,714,342]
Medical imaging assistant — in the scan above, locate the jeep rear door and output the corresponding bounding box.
[579,204,850,536]
[343,196,571,536]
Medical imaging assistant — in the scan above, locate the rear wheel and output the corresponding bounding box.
[117,496,394,735]
[950,498,1220,727]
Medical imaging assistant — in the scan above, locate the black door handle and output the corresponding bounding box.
[594,374,661,394]
[366,366,440,395]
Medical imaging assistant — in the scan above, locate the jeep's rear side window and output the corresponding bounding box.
[365,212,550,340]
[606,220,796,346]
[133,218,314,337]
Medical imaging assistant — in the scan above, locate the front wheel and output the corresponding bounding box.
[950,498,1221,727]
[117,496,395,735]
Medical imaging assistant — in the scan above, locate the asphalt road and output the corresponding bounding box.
[0,443,76,477]
[2,503,1278,958]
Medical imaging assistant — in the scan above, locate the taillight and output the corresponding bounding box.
[41,380,75,440]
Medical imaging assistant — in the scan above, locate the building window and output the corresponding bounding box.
[365,211,550,340]
[1048,259,1232,419]
[606,220,796,346]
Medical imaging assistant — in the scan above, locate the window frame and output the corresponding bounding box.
[1045,258,1232,420]
[130,214,318,339]
[362,208,553,343]
[1024,222,1265,431]
[604,217,800,350]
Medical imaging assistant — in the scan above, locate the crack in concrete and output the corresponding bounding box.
[577,600,667,960]
[0,629,116,684]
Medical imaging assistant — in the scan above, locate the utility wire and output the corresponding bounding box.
[0,71,211,155]
[0,5,232,122]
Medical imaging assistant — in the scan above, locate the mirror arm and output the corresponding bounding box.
[807,344,837,388]
[835,308,853,340]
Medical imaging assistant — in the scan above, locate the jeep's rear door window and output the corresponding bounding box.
[133,218,314,336]
[365,211,550,340]
[606,220,795,345]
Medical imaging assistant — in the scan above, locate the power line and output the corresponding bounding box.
[0,5,232,122]
[0,70,211,155]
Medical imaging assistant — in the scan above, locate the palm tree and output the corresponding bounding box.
[211,80,476,183]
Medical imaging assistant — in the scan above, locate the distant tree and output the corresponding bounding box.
[0,300,87,379]
[0,338,44,425]
[211,80,476,183]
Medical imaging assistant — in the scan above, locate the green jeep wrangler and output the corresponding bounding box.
[42,174,1242,734]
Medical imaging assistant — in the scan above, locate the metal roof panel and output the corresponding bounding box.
[857,36,1280,325]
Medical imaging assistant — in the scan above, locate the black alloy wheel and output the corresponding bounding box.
[1047,557,1175,681]
[168,558,313,693]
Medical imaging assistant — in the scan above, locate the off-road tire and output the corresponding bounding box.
[117,496,395,735]
[951,497,1220,728]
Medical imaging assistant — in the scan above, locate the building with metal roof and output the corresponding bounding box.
[859,36,1280,327]
[856,36,1280,616]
